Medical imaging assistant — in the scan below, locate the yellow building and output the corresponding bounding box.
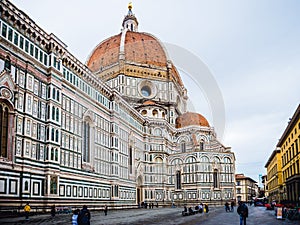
[277,104,300,203]
[265,148,283,202]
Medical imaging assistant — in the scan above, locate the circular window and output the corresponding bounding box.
[141,86,151,97]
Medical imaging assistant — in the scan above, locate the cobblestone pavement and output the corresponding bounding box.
[0,205,299,225]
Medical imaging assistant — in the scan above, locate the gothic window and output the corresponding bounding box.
[56,108,59,121]
[55,130,59,142]
[181,142,186,153]
[55,149,58,161]
[51,147,54,160]
[45,146,48,160]
[83,121,90,163]
[129,146,133,174]
[51,128,55,141]
[50,176,57,194]
[176,171,181,189]
[52,88,56,99]
[213,169,219,188]
[52,106,55,120]
[4,56,11,71]
[0,104,9,158]
[24,181,29,191]
[200,140,204,150]
[56,90,60,101]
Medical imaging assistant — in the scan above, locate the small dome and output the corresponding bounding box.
[176,112,209,128]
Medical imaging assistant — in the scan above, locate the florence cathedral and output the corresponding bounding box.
[0,1,236,209]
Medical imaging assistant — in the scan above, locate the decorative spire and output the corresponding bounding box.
[122,2,138,32]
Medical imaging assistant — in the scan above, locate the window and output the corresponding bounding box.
[176,171,182,189]
[200,141,204,150]
[141,85,151,97]
[1,23,7,37]
[50,176,58,194]
[8,28,13,41]
[129,146,133,174]
[14,32,18,45]
[0,103,9,158]
[4,56,11,71]
[213,169,219,188]
[181,142,186,153]
[83,121,90,163]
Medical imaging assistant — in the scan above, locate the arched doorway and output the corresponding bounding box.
[136,175,143,205]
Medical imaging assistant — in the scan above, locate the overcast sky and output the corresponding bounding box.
[11,0,300,183]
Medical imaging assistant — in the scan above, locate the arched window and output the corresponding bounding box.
[83,121,90,163]
[51,128,55,141]
[181,142,186,153]
[154,128,162,136]
[55,130,59,142]
[200,140,204,150]
[4,56,11,71]
[129,146,133,174]
[52,106,55,120]
[176,171,181,189]
[52,88,56,99]
[24,181,29,191]
[213,169,219,188]
[56,108,59,121]
[152,109,158,117]
[51,147,54,160]
[0,104,9,158]
[56,90,60,101]
[55,149,58,161]
[45,146,49,160]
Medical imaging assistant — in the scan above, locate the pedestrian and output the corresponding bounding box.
[24,202,31,220]
[72,209,79,225]
[51,205,56,217]
[237,201,248,225]
[204,204,209,213]
[77,205,91,225]
[231,201,234,212]
[104,205,108,216]
[225,202,230,212]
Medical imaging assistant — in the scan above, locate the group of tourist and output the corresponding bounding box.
[224,201,235,212]
[140,201,158,209]
[71,205,108,225]
[23,203,108,225]
[182,203,209,216]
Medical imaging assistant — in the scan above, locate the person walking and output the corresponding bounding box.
[24,202,31,221]
[72,209,79,225]
[104,205,108,216]
[225,202,230,212]
[204,204,209,213]
[237,201,248,225]
[77,205,91,225]
[231,201,235,212]
[51,205,56,217]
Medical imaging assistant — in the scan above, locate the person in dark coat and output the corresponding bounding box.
[51,205,56,217]
[104,205,108,216]
[237,201,248,225]
[77,205,91,225]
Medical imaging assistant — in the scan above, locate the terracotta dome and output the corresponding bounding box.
[176,112,210,128]
[86,31,168,71]
[86,6,184,86]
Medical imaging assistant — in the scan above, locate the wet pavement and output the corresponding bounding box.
[0,205,299,225]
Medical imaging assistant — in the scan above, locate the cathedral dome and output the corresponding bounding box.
[86,4,184,87]
[175,112,210,128]
[87,31,168,70]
